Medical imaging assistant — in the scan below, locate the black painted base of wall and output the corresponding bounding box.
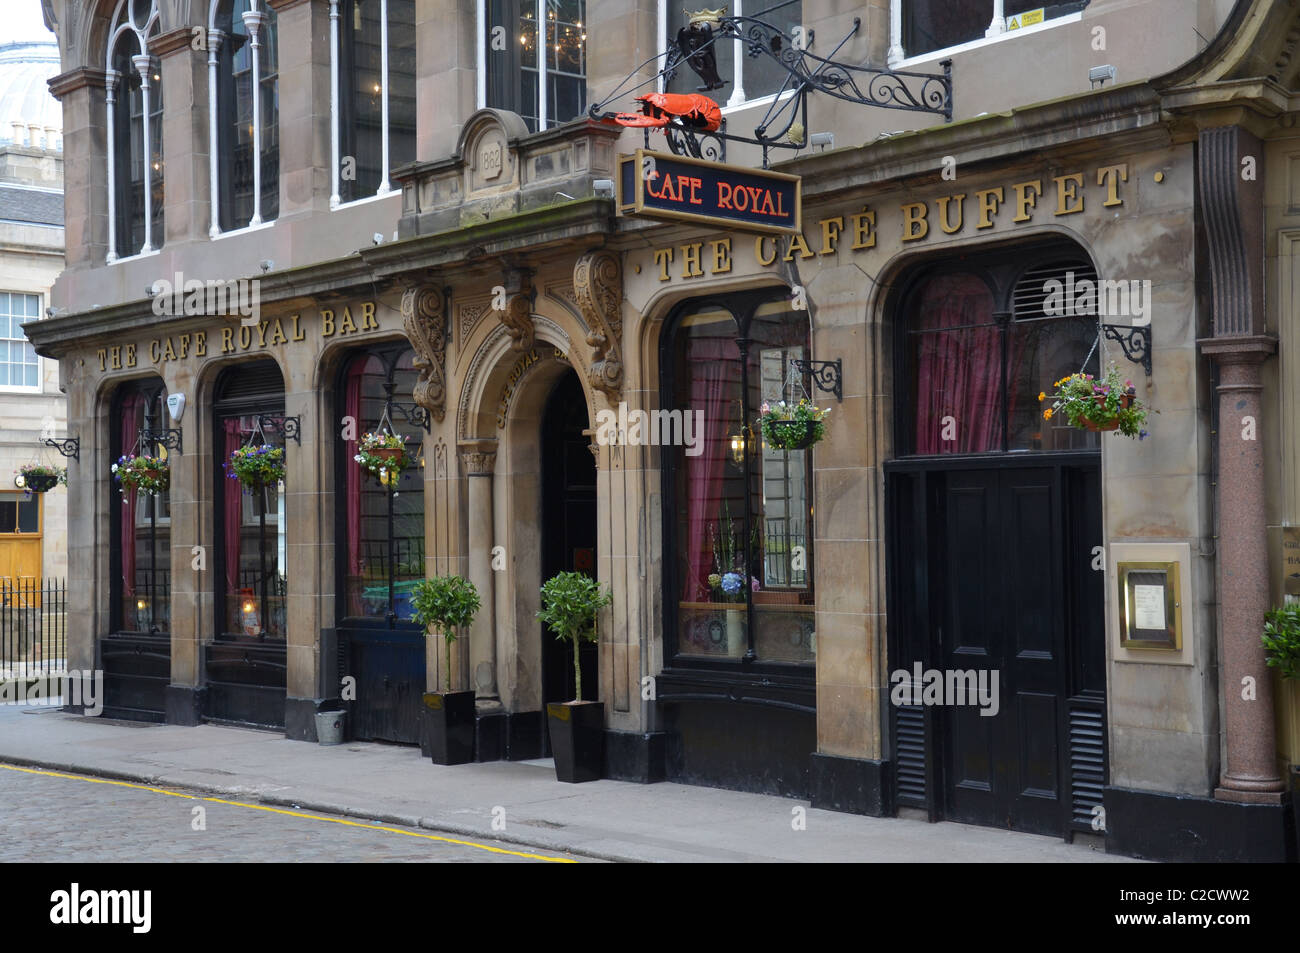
[604,730,667,783]
[476,710,507,762]
[284,696,343,742]
[165,685,206,726]
[663,700,815,798]
[810,752,893,817]
[1105,785,1297,863]
[506,710,546,761]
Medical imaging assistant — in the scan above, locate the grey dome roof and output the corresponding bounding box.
[0,41,61,151]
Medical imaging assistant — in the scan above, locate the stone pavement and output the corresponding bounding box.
[0,703,1139,863]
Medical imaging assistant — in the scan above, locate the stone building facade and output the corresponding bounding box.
[27,0,1300,861]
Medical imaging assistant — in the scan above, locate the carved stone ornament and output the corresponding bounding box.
[458,439,498,476]
[499,269,536,353]
[573,249,623,400]
[401,283,447,422]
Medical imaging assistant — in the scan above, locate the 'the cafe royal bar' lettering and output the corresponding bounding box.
[648,163,1130,281]
[95,301,382,370]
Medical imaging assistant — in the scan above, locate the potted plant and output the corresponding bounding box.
[759,398,830,451]
[354,430,410,490]
[538,571,612,782]
[16,463,66,494]
[1040,362,1149,439]
[410,574,481,765]
[112,453,170,496]
[225,444,285,491]
[705,504,750,656]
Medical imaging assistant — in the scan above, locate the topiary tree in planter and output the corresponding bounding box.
[410,574,481,765]
[538,571,611,783]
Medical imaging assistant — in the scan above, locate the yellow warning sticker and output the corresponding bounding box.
[1007,8,1046,30]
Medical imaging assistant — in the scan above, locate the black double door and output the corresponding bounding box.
[889,459,1104,836]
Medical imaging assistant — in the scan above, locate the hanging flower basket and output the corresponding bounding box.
[113,453,170,496]
[1041,362,1149,440]
[355,430,411,489]
[16,463,66,494]
[759,399,830,451]
[225,444,286,491]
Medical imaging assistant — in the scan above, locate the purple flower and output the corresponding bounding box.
[720,572,743,595]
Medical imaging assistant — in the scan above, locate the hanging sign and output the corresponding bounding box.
[617,149,801,235]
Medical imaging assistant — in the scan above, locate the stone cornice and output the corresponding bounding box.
[149,27,196,59]
[47,67,108,100]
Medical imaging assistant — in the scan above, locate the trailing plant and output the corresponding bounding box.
[1041,362,1148,439]
[537,571,611,703]
[17,463,66,494]
[354,430,410,489]
[1262,603,1300,681]
[759,398,830,450]
[112,454,170,496]
[225,444,285,490]
[410,575,481,693]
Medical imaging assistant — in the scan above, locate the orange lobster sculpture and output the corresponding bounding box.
[611,93,722,132]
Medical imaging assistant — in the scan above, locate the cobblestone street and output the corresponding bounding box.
[0,764,580,863]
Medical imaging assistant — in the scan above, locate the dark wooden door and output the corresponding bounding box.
[936,466,1067,835]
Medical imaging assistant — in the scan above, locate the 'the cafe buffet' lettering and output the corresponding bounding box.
[95,302,381,371]
[649,163,1130,281]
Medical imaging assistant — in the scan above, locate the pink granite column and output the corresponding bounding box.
[1203,337,1285,800]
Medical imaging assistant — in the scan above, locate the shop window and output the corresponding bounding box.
[484,0,586,132]
[0,493,40,534]
[212,0,279,232]
[901,1,1088,59]
[111,380,170,634]
[106,0,163,260]
[0,292,41,389]
[664,1,802,108]
[663,294,815,667]
[901,253,1101,455]
[337,347,425,623]
[334,0,417,205]
[214,361,287,640]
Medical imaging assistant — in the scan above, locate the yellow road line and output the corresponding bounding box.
[0,763,576,863]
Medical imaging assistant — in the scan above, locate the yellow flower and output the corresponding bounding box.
[1043,408,1054,420]
[1038,391,1046,402]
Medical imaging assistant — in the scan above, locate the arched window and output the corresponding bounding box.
[106,0,163,261]
[111,378,170,634]
[209,0,280,234]
[331,0,417,206]
[661,292,817,668]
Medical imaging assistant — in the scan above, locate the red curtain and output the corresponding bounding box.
[223,419,244,604]
[682,335,741,601]
[344,360,366,615]
[913,274,1002,454]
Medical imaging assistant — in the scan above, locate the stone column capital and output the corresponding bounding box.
[458,439,498,476]
[148,27,197,59]
[48,67,111,100]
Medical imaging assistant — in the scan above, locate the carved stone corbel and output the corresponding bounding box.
[498,268,535,352]
[573,249,623,401]
[401,283,447,422]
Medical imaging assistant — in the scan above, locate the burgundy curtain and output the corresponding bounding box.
[344,361,366,615]
[223,419,244,604]
[913,274,1001,454]
[119,393,144,602]
[682,335,740,601]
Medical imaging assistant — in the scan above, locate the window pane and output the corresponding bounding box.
[1008,314,1101,451]
[340,0,384,201]
[738,2,802,101]
[0,499,16,532]
[218,0,256,230]
[904,0,992,57]
[117,384,170,633]
[260,7,280,220]
[17,497,39,534]
[907,272,1002,454]
[545,0,585,123]
[388,0,417,172]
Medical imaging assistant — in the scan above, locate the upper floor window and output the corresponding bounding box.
[900,0,1088,61]
[210,0,279,233]
[483,0,586,132]
[106,0,163,260]
[664,1,802,109]
[1,292,41,390]
[332,0,417,206]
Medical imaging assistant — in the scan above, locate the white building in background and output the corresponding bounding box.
[0,39,66,583]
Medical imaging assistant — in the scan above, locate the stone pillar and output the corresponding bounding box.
[459,438,499,705]
[417,0,477,160]
[268,0,332,218]
[1204,338,1285,799]
[163,362,204,725]
[283,379,325,739]
[151,27,212,247]
[46,68,110,270]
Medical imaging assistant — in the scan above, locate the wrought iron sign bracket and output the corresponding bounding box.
[1102,324,1153,377]
[791,359,842,402]
[257,414,302,445]
[141,428,183,455]
[43,436,80,463]
[388,400,432,434]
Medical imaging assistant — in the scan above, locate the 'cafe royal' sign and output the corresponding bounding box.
[638,159,1133,281]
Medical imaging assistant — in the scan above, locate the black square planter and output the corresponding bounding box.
[546,701,605,783]
[423,691,476,765]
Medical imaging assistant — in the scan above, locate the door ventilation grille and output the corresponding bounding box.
[894,704,928,807]
[1067,699,1107,831]
[1012,260,1098,321]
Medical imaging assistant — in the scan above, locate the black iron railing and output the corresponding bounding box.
[0,578,67,678]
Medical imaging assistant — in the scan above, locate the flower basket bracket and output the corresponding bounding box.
[789,358,842,402]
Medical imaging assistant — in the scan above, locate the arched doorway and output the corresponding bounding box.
[885,239,1107,837]
[540,370,598,720]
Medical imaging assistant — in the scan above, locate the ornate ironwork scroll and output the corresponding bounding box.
[1102,324,1153,377]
